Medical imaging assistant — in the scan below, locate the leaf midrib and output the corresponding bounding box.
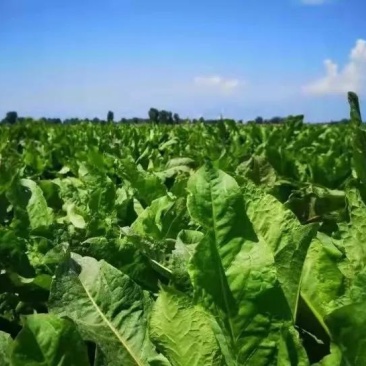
[208,170,236,343]
[81,280,145,366]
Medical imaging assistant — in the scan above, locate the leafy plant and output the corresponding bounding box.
[0,92,365,365]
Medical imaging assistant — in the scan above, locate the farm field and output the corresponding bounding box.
[0,92,366,365]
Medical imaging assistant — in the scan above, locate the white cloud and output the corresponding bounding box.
[303,39,366,95]
[193,75,240,92]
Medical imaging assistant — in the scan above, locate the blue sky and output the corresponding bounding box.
[0,0,365,122]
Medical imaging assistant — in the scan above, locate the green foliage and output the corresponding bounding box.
[0,92,366,365]
[10,314,89,366]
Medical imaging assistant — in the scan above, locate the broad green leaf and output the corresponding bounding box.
[236,155,277,188]
[0,229,34,276]
[313,344,342,366]
[49,254,160,366]
[301,235,344,327]
[131,196,175,240]
[118,157,167,205]
[348,91,366,184]
[165,157,195,169]
[149,287,223,366]
[155,157,194,180]
[186,164,306,364]
[88,180,116,215]
[20,179,54,231]
[173,229,203,261]
[61,202,86,229]
[52,177,87,204]
[342,187,366,274]
[131,195,188,241]
[79,236,162,292]
[0,330,11,366]
[187,165,249,317]
[10,314,89,366]
[303,186,366,320]
[301,186,366,363]
[326,302,366,366]
[243,181,318,316]
[277,326,310,366]
[37,180,63,211]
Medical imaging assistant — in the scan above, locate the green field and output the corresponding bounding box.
[0,93,365,365]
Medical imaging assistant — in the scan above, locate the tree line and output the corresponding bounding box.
[0,110,351,125]
[0,109,183,125]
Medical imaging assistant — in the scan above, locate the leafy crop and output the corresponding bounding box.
[0,93,365,365]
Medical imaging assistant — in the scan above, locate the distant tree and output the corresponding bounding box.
[158,110,169,124]
[173,113,180,124]
[269,116,283,124]
[92,117,100,123]
[148,108,159,124]
[45,118,62,124]
[166,111,174,124]
[3,111,18,124]
[120,118,127,124]
[107,111,114,123]
[158,111,165,124]
[255,116,263,124]
[63,118,79,124]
